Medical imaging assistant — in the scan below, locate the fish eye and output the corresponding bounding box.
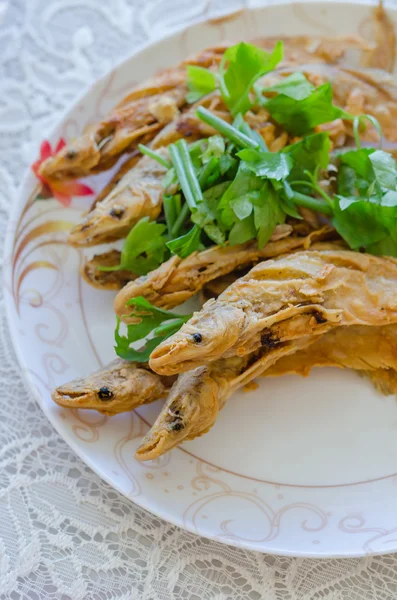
[191,333,203,343]
[98,386,114,400]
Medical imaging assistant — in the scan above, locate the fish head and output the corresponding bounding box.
[149,302,246,375]
[135,366,219,461]
[52,359,169,415]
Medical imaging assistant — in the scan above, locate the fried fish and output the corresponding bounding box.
[52,358,175,415]
[38,46,227,181]
[68,148,169,246]
[149,250,397,375]
[115,225,335,319]
[81,250,134,290]
[136,323,397,460]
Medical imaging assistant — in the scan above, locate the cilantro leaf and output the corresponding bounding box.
[332,148,397,256]
[337,165,357,196]
[219,162,264,228]
[253,181,285,248]
[186,65,217,103]
[238,149,292,180]
[201,135,225,163]
[332,196,395,251]
[369,150,397,191]
[228,215,257,245]
[99,217,168,276]
[114,297,191,362]
[264,82,344,135]
[339,148,375,182]
[261,72,314,100]
[230,190,259,221]
[219,41,283,116]
[284,132,331,182]
[166,225,202,258]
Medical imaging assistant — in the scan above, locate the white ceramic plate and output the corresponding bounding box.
[5,0,397,558]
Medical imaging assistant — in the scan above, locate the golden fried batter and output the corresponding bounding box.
[115,225,335,319]
[81,250,135,290]
[150,250,397,375]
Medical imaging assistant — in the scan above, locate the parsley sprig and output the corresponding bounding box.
[114,297,192,361]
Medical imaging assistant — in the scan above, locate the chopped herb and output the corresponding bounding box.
[138,144,172,168]
[201,135,225,163]
[166,225,202,258]
[169,140,202,210]
[260,71,315,101]
[196,107,259,149]
[238,148,293,181]
[219,41,283,115]
[99,217,168,276]
[262,82,345,135]
[186,65,217,103]
[114,297,192,362]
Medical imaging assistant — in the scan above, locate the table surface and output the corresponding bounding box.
[1,0,397,598]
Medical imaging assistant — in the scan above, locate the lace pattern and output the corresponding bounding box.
[1,0,397,598]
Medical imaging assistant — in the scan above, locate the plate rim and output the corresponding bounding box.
[4,0,397,558]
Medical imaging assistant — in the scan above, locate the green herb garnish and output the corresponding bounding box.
[99,217,168,276]
[114,297,191,362]
[138,144,172,168]
[261,81,345,136]
[186,65,217,103]
[166,225,202,258]
[218,41,283,116]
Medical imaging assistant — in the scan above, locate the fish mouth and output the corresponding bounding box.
[52,388,94,408]
[135,432,172,461]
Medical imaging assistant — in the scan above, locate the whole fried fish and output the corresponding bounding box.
[115,225,335,319]
[52,358,175,415]
[150,250,397,375]
[68,148,169,246]
[136,323,397,460]
[38,46,227,181]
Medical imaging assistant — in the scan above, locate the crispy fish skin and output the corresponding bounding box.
[81,250,136,290]
[115,225,335,320]
[136,323,397,460]
[264,324,397,379]
[38,47,226,181]
[149,250,397,375]
[68,149,168,246]
[52,358,175,416]
[136,336,314,460]
[90,152,141,210]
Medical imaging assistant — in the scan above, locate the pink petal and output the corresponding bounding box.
[31,161,47,185]
[56,180,94,197]
[51,188,72,207]
[40,140,52,161]
[55,138,67,153]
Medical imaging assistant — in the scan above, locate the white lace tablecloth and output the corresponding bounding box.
[2,1,397,598]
